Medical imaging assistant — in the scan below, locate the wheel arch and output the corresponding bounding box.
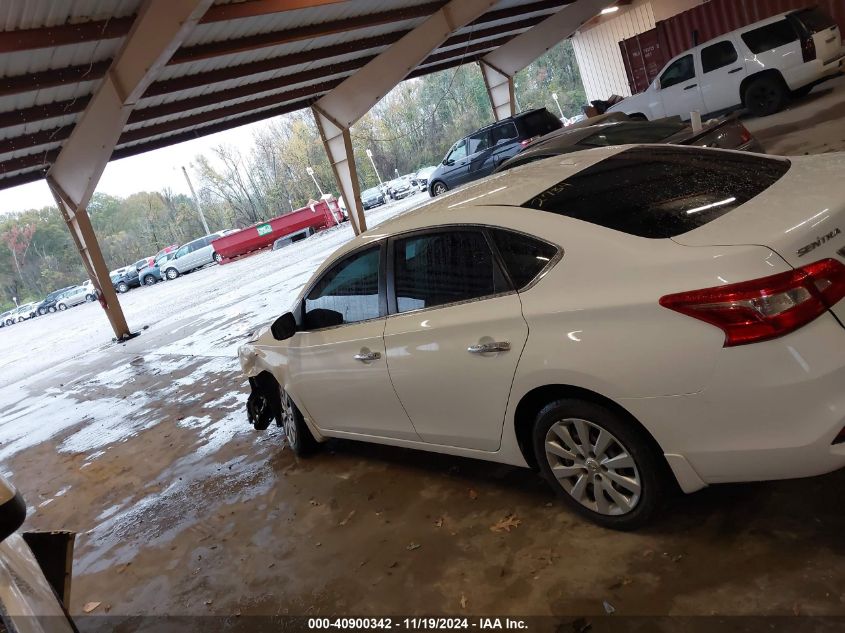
[740,69,787,105]
[512,384,668,473]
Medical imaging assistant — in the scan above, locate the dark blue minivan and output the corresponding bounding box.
[428,108,562,197]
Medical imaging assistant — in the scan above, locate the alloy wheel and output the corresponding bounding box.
[544,418,642,516]
[433,182,447,196]
[280,390,297,448]
[166,269,178,280]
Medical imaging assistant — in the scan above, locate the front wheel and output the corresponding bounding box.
[744,75,788,117]
[49,306,57,313]
[86,294,96,302]
[431,181,448,197]
[165,268,179,280]
[117,282,129,293]
[533,398,667,530]
[38,307,45,316]
[143,276,156,286]
[279,389,319,457]
[57,303,67,311]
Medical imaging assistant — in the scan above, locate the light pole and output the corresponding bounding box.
[181,166,211,235]
[552,93,565,120]
[306,166,324,197]
[365,149,383,186]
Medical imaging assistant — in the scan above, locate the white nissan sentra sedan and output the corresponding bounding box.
[239,145,845,530]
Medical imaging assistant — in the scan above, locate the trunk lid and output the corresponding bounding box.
[673,153,845,324]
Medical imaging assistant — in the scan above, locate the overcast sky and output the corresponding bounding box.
[0,118,270,215]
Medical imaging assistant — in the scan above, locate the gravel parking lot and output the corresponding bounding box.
[3,89,845,625]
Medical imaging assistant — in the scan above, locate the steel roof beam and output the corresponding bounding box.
[46,0,213,341]
[0,46,496,184]
[313,0,497,235]
[480,0,615,120]
[0,0,566,100]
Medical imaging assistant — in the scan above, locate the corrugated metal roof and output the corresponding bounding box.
[0,0,579,191]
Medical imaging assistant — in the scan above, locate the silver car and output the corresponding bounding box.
[54,285,89,311]
[159,232,224,280]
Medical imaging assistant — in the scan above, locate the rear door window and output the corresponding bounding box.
[521,147,790,239]
[741,20,798,53]
[392,231,508,313]
[467,130,492,155]
[491,122,518,145]
[701,40,738,73]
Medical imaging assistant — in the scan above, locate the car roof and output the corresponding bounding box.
[320,145,625,268]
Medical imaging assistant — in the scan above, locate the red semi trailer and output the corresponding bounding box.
[211,198,344,263]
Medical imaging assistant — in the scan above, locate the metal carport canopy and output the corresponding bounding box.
[0,0,610,338]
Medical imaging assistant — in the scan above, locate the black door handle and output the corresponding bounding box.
[728,67,742,74]
[684,84,698,90]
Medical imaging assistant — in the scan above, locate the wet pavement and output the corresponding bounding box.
[3,107,845,622]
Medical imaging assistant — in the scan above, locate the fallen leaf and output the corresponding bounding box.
[468,489,478,500]
[83,602,101,614]
[490,514,521,533]
[338,510,356,526]
[406,542,421,551]
[434,517,444,528]
[603,600,616,615]
[460,594,468,609]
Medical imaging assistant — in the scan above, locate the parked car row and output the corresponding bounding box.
[1,234,229,329]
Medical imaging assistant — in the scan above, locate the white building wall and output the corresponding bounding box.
[572,2,657,102]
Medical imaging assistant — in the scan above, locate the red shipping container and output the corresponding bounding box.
[211,198,344,263]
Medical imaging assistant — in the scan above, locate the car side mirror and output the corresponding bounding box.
[0,476,26,543]
[271,312,297,341]
[443,159,453,166]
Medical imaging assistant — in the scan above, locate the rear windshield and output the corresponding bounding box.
[521,147,790,239]
[518,109,563,137]
[578,122,687,147]
[791,8,835,34]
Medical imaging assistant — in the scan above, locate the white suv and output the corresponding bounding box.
[610,8,843,120]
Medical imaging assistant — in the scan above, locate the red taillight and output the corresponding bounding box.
[659,259,845,347]
[801,35,817,62]
[739,125,752,144]
[520,137,537,147]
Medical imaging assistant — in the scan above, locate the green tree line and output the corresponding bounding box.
[0,41,586,311]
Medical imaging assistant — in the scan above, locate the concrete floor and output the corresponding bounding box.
[3,85,845,624]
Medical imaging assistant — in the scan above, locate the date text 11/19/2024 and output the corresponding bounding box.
[307,618,529,630]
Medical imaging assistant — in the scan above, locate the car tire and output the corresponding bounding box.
[86,294,96,301]
[744,75,788,117]
[49,306,57,313]
[17,317,23,323]
[431,181,448,197]
[143,276,156,286]
[279,388,319,457]
[165,268,179,280]
[117,282,129,293]
[213,252,223,264]
[37,307,45,316]
[57,303,67,311]
[532,398,667,530]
